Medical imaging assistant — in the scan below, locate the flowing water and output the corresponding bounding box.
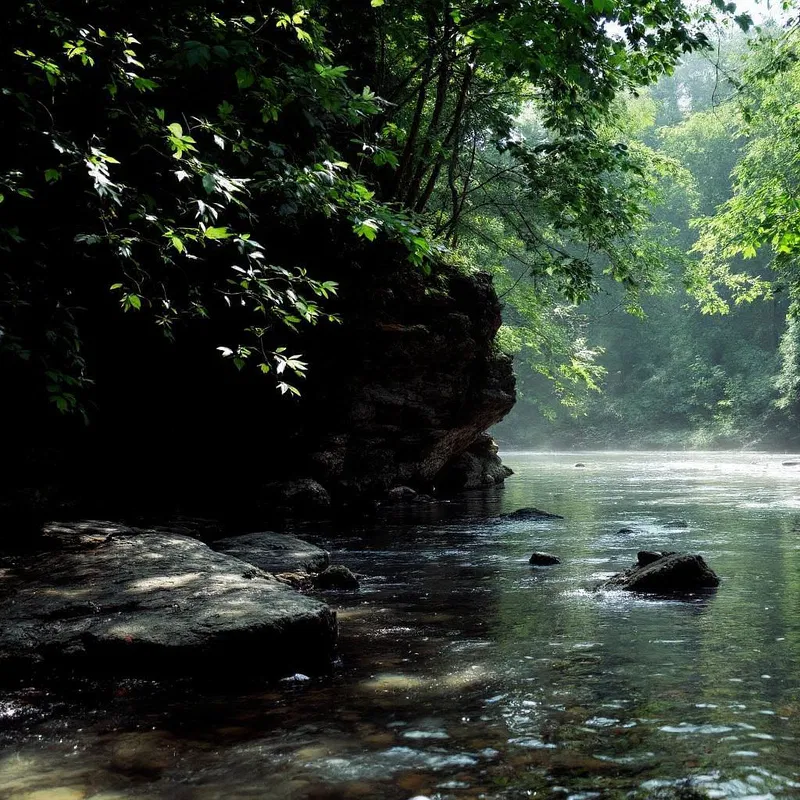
[2,451,800,800]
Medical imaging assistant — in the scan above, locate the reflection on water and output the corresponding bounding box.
[2,451,800,799]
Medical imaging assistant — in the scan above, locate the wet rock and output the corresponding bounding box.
[314,564,360,590]
[598,552,720,593]
[259,478,331,515]
[782,461,800,467]
[0,532,337,678]
[574,463,586,468]
[664,519,689,529]
[435,433,513,491]
[528,552,561,566]
[273,571,314,590]
[212,532,330,574]
[617,527,636,534]
[110,731,176,775]
[501,507,564,521]
[637,550,677,567]
[385,486,418,504]
[41,519,138,549]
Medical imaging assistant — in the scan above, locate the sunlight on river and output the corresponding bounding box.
[1,451,800,799]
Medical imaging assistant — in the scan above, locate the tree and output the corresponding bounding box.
[2,0,736,419]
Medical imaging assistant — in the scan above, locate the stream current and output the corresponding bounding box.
[2,451,800,799]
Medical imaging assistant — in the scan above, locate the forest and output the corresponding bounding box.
[495,16,800,450]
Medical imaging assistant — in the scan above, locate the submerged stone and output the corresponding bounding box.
[599,552,720,594]
[0,531,337,678]
[502,507,564,521]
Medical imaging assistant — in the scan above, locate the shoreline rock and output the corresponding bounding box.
[435,433,513,492]
[0,525,337,680]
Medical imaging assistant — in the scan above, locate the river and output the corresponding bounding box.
[2,451,800,799]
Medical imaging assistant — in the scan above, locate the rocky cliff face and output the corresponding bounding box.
[290,267,516,503]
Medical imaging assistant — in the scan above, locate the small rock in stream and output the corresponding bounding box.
[314,564,360,590]
[529,552,561,566]
[598,552,720,594]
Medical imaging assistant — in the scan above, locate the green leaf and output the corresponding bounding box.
[204,226,231,240]
[235,68,255,89]
[167,122,183,138]
[44,169,61,183]
[202,173,217,194]
[371,0,384,6]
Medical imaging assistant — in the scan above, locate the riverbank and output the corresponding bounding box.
[0,520,341,681]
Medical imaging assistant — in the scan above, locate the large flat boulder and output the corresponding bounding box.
[599,552,720,594]
[0,532,337,678]
[211,531,330,574]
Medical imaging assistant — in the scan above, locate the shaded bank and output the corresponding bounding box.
[1,262,515,530]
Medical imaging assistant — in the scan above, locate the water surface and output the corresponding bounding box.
[2,451,800,799]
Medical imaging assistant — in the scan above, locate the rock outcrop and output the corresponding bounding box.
[598,552,720,594]
[296,268,516,502]
[0,525,337,678]
[435,433,513,491]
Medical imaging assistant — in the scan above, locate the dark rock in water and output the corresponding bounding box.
[529,551,561,566]
[637,550,677,567]
[782,461,800,467]
[436,433,513,491]
[212,532,330,574]
[314,564,360,590]
[617,527,636,534]
[664,519,689,529]
[574,463,586,468]
[259,479,331,516]
[0,531,337,679]
[385,485,418,504]
[502,507,564,521]
[599,552,720,594]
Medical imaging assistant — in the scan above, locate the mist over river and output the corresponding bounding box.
[2,451,800,799]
